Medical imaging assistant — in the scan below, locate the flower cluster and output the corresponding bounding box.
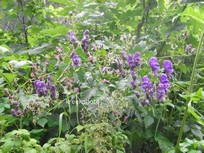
[163,60,174,77]
[149,57,160,76]
[129,56,174,104]
[127,52,141,70]
[81,30,90,54]
[157,74,171,102]
[34,75,57,100]
[119,51,141,88]
[141,76,154,98]
[68,30,78,47]
[34,80,47,97]
[71,50,81,68]
[10,101,25,117]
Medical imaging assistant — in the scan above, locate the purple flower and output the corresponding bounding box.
[128,52,141,70]
[128,54,135,70]
[134,90,140,97]
[133,52,141,67]
[10,109,16,115]
[68,30,78,46]
[71,51,81,68]
[50,85,56,100]
[81,30,90,54]
[149,57,160,76]
[157,83,166,102]
[163,60,173,76]
[13,101,19,108]
[130,80,137,88]
[121,51,127,60]
[34,80,48,97]
[159,73,170,92]
[142,76,154,98]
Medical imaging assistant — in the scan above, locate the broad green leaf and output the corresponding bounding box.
[76,125,84,132]
[3,73,16,84]
[155,134,174,152]
[40,25,70,37]
[180,7,204,25]
[144,115,154,128]
[37,118,48,128]
[16,43,51,55]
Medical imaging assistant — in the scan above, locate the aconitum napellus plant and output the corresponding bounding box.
[120,52,174,104]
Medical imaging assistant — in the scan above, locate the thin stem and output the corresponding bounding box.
[155,107,164,137]
[175,31,204,153]
[20,116,23,129]
[76,94,80,125]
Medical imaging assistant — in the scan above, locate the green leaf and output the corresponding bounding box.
[37,118,48,128]
[40,25,70,37]
[190,88,203,102]
[155,134,174,152]
[3,73,16,84]
[188,102,204,126]
[144,115,154,128]
[76,125,84,132]
[180,7,204,25]
[16,43,51,55]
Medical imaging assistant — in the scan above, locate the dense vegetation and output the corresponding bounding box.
[0,0,204,152]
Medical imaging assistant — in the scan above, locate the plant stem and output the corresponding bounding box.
[155,107,164,137]
[76,95,80,125]
[20,116,23,129]
[175,31,204,152]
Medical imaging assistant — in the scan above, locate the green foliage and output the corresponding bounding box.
[0,0,204,153]
[0,129,42,153]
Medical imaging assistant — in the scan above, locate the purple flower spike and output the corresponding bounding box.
[133,52,141,67]
[68,30,78,47]
[34,80,48,97]
[142,76,154,98]
[81,30,90,54]
[50,85,56,100]
[121,51,127,60]
[128,52,141,70]
[128,55,135,70]
[130,80,137,88]
[163,60,173,76]
[159,73,170,92]
[71,51,81,68]
[157,83,166,102]
[149,57,160,76]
